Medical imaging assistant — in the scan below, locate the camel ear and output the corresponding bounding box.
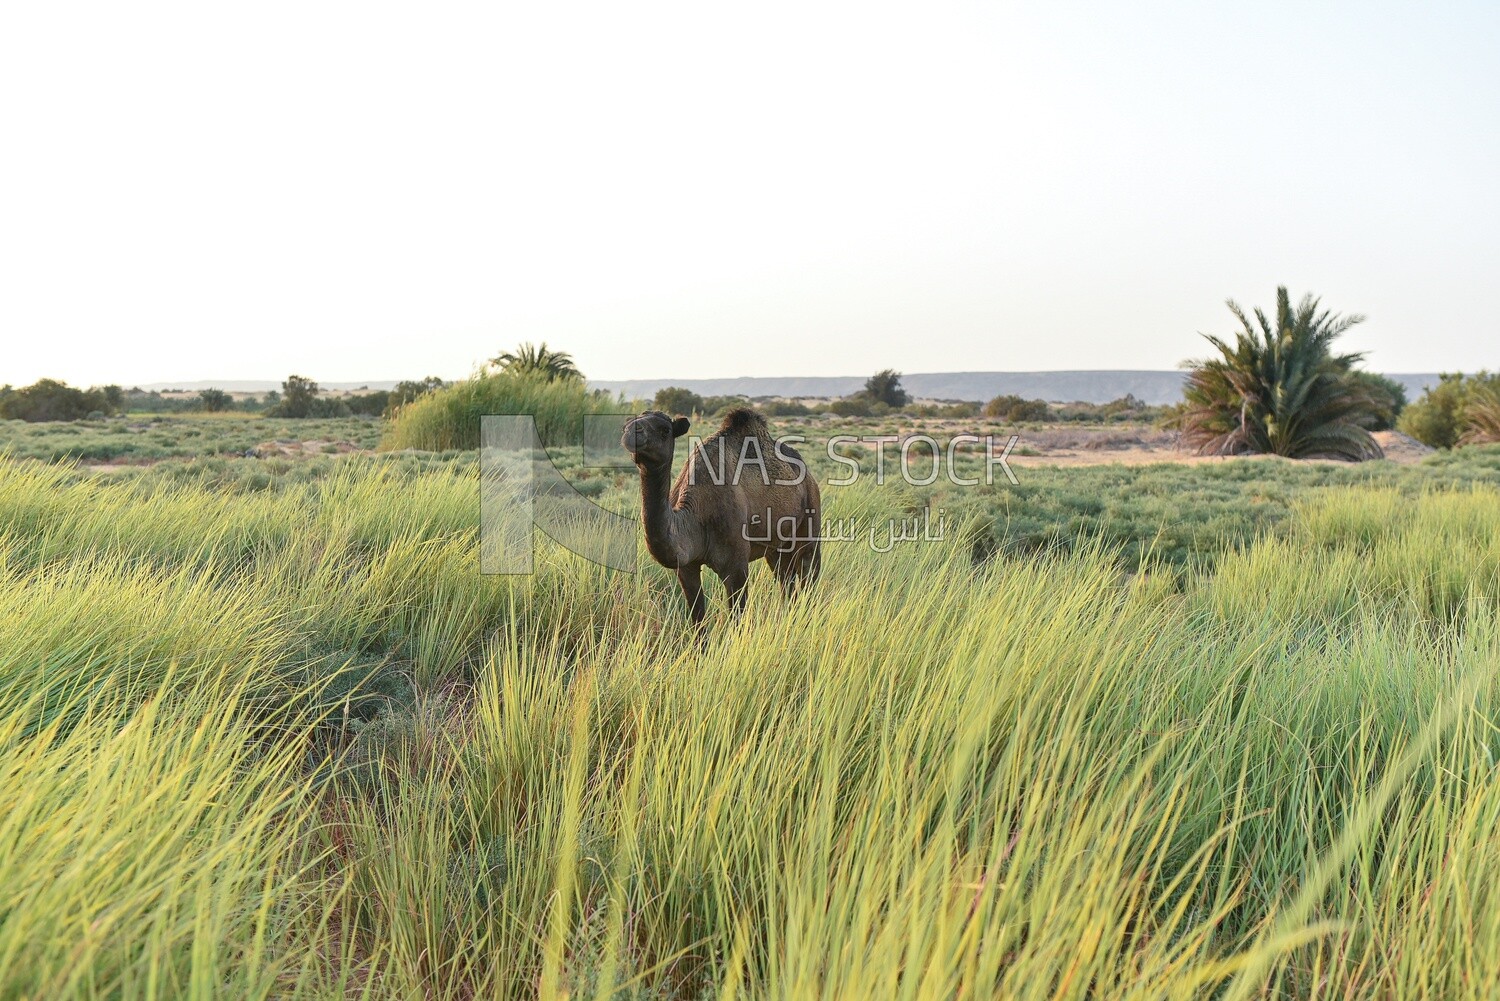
[671,416,691,437]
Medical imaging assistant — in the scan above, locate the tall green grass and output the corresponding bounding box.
[1,454,1497,997]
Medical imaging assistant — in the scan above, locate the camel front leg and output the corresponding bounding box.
[676,564,707,624]
[721,562,750,616]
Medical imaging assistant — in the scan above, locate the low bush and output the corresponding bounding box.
[983,394,1052,422]
[382,371,633,450]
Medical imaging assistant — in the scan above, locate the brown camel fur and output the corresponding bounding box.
[621,407,821,622]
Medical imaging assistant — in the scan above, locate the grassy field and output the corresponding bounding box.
[13,409,1498,570]
[2,415,1499,998]
[0,414,382,463]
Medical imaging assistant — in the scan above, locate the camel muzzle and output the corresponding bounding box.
[621,415,658,454]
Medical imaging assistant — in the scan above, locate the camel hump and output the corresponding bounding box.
[717,407,770,436]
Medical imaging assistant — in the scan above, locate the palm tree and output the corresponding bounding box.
[1178,287,1384,461]
[490,342,582,382]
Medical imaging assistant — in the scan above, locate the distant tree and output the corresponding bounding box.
[397,376,447,398]
[197,388,233,412]
[346,390,391,416]
[385,376,447,414]
[274,375,320,418]
[653,386,704,415]
[983,394,1052,422]
[0,379,110,422]
[99,385,125,413]
[490,342,582,382]
[1177,287,1384,461]
[309,396,352,418]
[1100,393,1145,418]
[1399,371,1500,448]
[121,387,181,414]
[864,369,909,408]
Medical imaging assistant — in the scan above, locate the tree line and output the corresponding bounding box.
[0,376,448,421]
[5,315,1495,451]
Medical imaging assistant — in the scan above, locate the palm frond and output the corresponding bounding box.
[489,341,583,382]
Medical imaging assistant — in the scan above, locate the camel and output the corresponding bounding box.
[621,407,821,622]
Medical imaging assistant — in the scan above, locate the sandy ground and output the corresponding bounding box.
[998,428,1435,467]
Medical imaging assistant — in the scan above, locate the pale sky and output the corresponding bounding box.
[2,1,1496,388]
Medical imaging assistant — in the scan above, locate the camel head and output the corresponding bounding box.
[621,410,690,468]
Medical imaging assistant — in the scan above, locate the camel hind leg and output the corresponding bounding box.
[773,507,821,597]
[773,550,818,598]
[797,537,820,588]
[797,503,820,587]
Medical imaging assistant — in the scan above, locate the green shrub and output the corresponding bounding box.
[983,394,1052,422]
[759,398,813,417]
[909,401,981,418]
[700,394,752,417]
[1049,394,1172,424]
[381,371,632,450]
[830,395,874,417]
[1400,372,1500,448]
[345,389,390,416]
[121,388,192,414]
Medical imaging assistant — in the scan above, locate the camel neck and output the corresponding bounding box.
[637,461,695,568]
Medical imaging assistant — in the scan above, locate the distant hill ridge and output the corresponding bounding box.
[589,371,1444,406]
[142,371,1444,406]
